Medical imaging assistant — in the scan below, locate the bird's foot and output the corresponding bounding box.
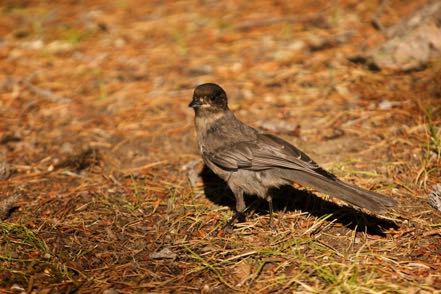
[210,211,246,236]
[226,211,246,226]
[222,211,246,233]
[268,215,278,233]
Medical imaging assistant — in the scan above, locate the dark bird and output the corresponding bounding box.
[189,83,396,227]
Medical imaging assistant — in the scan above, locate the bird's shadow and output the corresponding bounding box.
[199,165,398,236]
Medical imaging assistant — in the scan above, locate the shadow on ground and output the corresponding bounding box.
[199,165,398,236]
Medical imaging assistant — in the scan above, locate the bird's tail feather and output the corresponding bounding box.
[280,170,396,212]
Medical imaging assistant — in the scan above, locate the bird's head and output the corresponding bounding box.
[189,83,228,113]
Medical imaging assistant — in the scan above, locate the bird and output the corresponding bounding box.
[189,83,396,227]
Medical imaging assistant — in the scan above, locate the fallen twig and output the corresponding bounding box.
[0,194,19,220]
[236,13,326,31]
[22,79,71,103]
[371,0,388,31]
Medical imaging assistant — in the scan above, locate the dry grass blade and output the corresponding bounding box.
[184,245,239,290]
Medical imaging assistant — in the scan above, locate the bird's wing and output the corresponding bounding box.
[204,133,334,177]
[203,140,256,170]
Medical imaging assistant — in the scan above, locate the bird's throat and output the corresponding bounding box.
[194,110,227,135]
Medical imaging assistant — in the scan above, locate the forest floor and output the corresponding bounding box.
[1,0,441,293]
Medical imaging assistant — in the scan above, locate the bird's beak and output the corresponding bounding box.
[188,97,201,108]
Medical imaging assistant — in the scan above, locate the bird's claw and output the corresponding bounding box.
[220,211,246,234]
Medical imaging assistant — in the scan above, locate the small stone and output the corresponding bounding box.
[10,284,25,292]
[202,284,210,293]
[114,38,126,48]
[21,40,43,50]
[0,161,12,180]
[0,194,19,220]
[150,247,177,259]
[335,85,350,97]
[103,288,119,294]
[288,40,306,51]
[428,184,441,212]
[257,119,300,136]
[46,41,73,53]
[378,100,401,110]
[182,160,200,188]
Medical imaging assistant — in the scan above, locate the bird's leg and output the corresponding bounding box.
[222,188,245,232]
[267,196,277,232]
[234,189,246,222]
